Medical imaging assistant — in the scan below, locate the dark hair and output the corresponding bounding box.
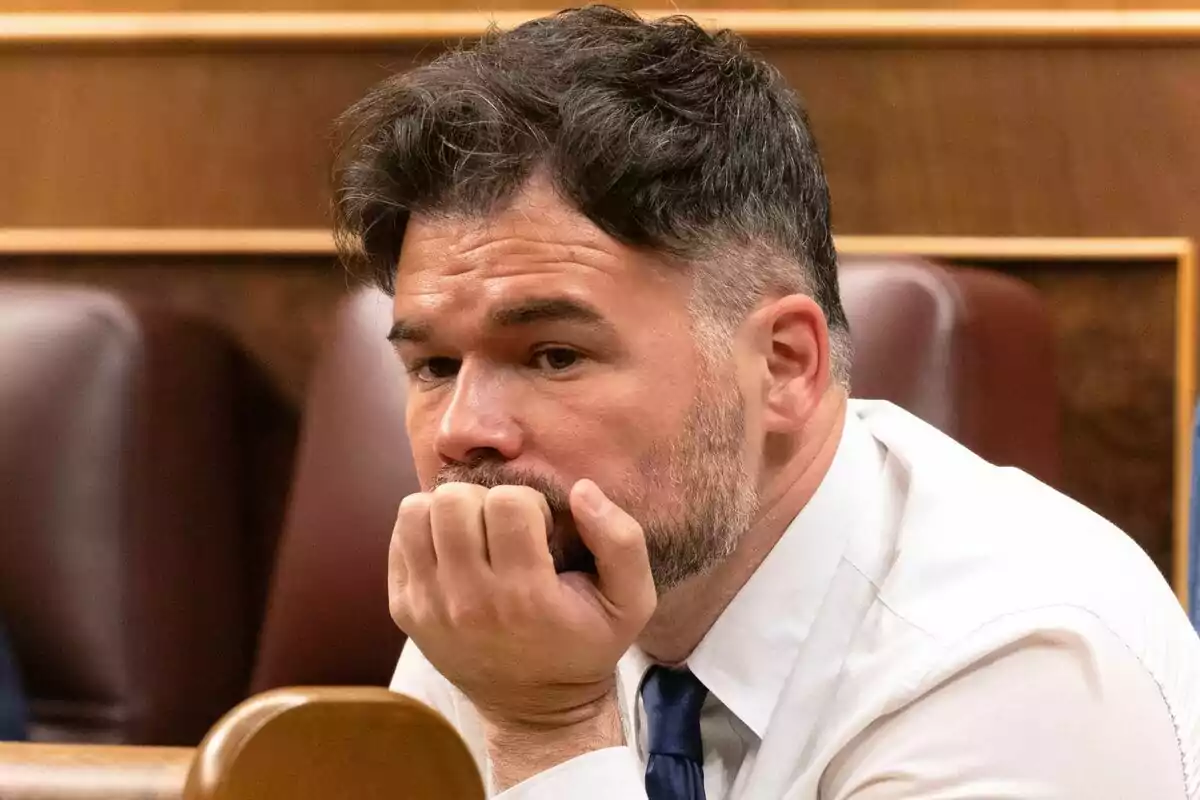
[333,5,850,375]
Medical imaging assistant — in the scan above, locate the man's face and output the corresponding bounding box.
[391,182,759,591]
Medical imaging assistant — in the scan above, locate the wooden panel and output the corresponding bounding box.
[8,11,1200,41]
[0,48,394,228]
[6,0,1200,11]
[799,46,1200,239]
[998,263,1175,573]
[3,16,1200,241]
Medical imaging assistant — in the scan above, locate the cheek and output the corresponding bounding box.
[531,372,695,481]
[404,395,444,488]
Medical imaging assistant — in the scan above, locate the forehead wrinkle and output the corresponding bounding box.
[394,208,693,338]
[392,273,604,346]
[399,266,616,310]
[438,234,623,278]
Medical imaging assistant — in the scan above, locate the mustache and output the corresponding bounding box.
[433,463,572,513]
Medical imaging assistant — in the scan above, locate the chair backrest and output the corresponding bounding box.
[251,256,1060,691]
[841,257,1059,485]
[0,285,255,745]
[249,291,410,693]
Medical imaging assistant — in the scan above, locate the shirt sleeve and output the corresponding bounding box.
[822,624,1187,799]
[391,644,645,798]
[389,640,491,781]
[389,637,456,715]
[494,747,648,800]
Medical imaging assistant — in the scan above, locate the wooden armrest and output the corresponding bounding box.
[186,686,485,800]
[0,688,484,800]
[0,742,191,799]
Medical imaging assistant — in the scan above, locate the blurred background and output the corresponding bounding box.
[0,0,1197,753]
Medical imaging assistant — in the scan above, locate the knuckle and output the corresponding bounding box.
[396,493,432,525]
[432,482,485,513]
[431,481,463,502]
[429,487,462,517]
[484,485,537,516]
[398,492,432,514]
[437,481,487,497]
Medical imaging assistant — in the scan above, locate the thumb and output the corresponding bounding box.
[569,479,656,614]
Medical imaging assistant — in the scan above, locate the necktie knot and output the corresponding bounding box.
[641,666,708,763]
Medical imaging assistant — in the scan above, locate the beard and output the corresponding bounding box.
[434,372,759,593]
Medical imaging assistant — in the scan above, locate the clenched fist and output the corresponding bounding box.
[388,477,657,784]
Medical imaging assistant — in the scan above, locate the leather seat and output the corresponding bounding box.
[0,285,255,745]
[250,291,408,694]
[840,258,1059,486]
[250,256,1061,692]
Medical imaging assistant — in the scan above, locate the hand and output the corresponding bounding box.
[388,478,657,785]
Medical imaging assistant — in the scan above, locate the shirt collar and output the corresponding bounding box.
[619,407,886,739]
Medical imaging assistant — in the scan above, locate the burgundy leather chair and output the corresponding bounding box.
[0,285,255,745]
[250,257,1061,692]
[840,258,1059,485]
[250,290,409,694]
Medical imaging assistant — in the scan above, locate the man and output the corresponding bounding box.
[333,6,1200,798]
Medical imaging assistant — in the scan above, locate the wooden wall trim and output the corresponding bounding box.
[836,236,1195,262]
[7,10,1200,46]
[2,228,1191,262]
[1176,241,1198,603]
[0,228,335,256]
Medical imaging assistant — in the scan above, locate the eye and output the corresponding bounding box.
[532,347,582,372]
[409,356,460,383]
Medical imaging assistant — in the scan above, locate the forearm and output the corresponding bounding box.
[484,692,625,791]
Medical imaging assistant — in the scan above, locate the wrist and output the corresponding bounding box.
[483,691,624,791]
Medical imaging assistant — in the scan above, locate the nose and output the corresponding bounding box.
[434,361,524,465]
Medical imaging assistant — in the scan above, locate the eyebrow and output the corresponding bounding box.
[387,296,613,344]
[386,319,432,344]
[489,297,609,329]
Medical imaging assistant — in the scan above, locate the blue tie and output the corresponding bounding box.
[642,666,708,800]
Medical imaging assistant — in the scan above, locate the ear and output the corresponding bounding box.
[749,294,831,433]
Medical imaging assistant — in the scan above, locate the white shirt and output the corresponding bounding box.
[392,400,1200,798]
